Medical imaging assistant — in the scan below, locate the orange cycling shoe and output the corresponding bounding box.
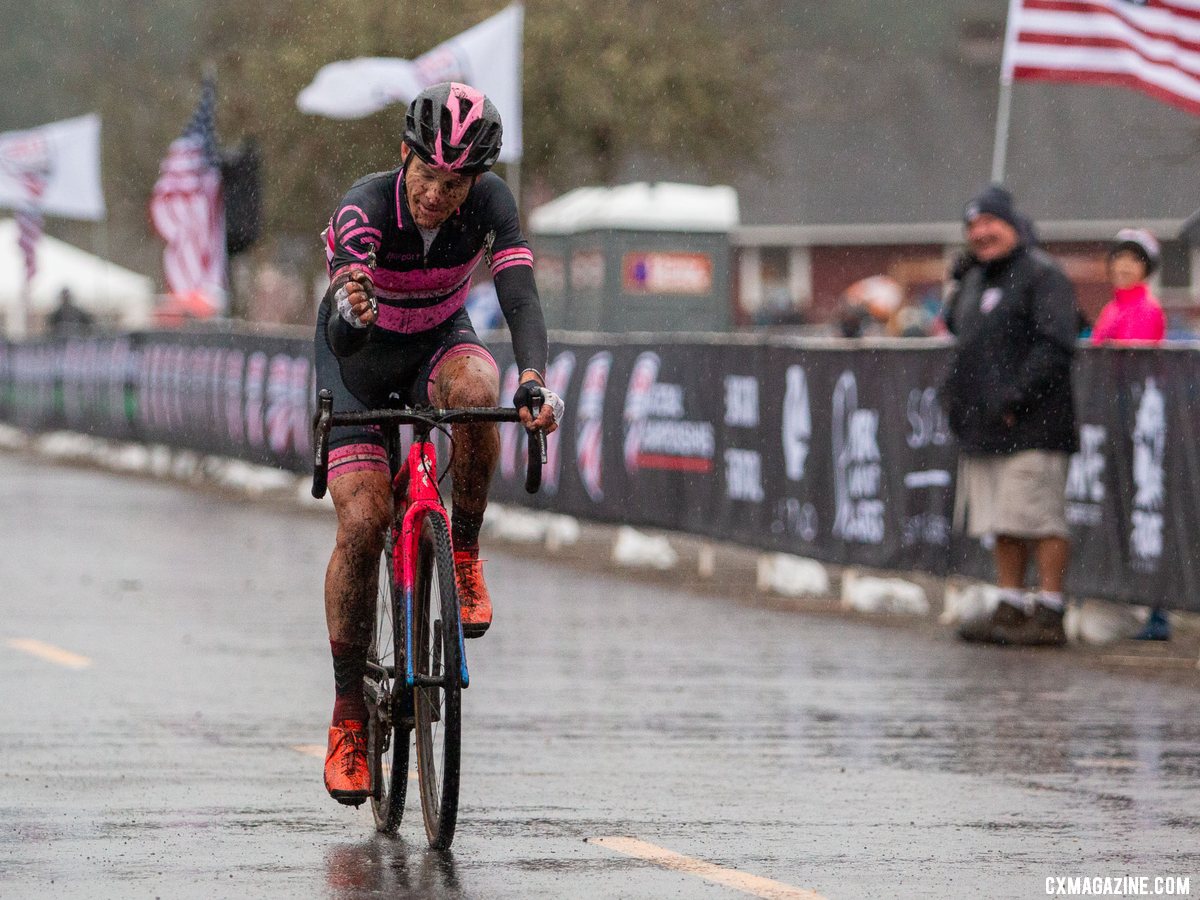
[324,720,370,806]
[454,549,492,638]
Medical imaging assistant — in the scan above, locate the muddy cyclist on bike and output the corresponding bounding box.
[315,82,563,804]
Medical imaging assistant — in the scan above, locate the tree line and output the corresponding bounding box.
[0,0,776,291]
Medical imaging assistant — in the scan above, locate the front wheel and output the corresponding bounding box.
[368,526,409,834]
[412,512,462,850]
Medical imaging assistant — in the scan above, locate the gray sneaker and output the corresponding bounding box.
[957,599,1029,644]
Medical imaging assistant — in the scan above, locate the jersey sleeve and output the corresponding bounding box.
[477,174,547,374]
[324,178,389,285]
[477,173,534,276]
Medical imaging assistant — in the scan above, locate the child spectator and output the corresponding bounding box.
[1091,229,1166,345]
[1092,228,1171,641]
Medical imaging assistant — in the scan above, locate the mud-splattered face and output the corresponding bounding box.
[402,146,475,229]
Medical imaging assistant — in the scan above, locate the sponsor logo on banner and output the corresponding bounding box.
[266,354,312,457]
[499,353,576,491]
[905,387,950,450]
[623,351,714,474]
[1130,378,1165,572]
[782,365,812,482]
[244,351,269,449]
[576,351,612,502]
[1066,424,1107,527]
[224,350,246,444]
[831,371,884,544]
[125,339,313,468]
[901,386,952,547]
[541,352,576,494]
[773,364,818,541]
[724,375,759,428]
[622,252,713,295]
[723,375,763,501]
[498,363,522,481]
[724,449,764,502]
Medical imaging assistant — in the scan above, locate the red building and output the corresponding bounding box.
[732,219,1198,331]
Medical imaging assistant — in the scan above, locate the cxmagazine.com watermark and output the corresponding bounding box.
[1047,876,1191,896]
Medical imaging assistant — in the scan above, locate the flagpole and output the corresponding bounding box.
[991,0,1023,184]
[990,79,1014,184]
[13,281,28,340]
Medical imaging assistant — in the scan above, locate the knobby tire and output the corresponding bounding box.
[412,512,462,850]
[369,527,410,833]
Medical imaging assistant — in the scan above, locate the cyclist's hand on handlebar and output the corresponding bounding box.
[335,271,378,328]
[514,376,564,435]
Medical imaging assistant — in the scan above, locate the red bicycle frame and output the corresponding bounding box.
[395,433,468,690]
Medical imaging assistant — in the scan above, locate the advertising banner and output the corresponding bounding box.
[4,329,1200,612]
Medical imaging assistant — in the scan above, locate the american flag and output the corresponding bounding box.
[0,132,51,287]
[150,75,227,309]
[15,174,46,286]
[1004,0,1200,115]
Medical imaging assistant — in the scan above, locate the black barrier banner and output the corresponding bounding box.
[3,330,1200,612]
[487,341,968,575]
[132,330,314,470]
[488,336,1200,612]
[0,330,314,471]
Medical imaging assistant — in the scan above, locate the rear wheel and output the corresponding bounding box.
[412,512,462,850]
[368,526,410,834]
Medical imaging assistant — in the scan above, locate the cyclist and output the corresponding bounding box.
[316,82,564,804]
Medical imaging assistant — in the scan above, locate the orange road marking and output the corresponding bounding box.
[588,836,827,900]
[7,638,91,670]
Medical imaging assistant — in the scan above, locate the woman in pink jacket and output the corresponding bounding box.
[1092,228,1172,640]
[1091,228,1166,344]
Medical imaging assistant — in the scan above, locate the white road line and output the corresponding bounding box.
[6,638,91,670]
[1099,655,1196,669]
[1073,758,1141,770]
[588,836,827,900]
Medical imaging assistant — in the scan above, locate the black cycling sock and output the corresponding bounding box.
[330,640,368,724]
[452,507,485,552]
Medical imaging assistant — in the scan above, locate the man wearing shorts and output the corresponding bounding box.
[316,83,563,803]
[941,185,1079,647]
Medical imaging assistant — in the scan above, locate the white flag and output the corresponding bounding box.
[0,114,106,221]
[297,4,523,161]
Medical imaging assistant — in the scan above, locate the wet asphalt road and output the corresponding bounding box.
[1,452,1199,900]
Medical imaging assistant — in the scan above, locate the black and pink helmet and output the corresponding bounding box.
[404,82,503,175]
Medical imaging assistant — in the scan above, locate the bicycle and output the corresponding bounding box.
[310,388,544,850]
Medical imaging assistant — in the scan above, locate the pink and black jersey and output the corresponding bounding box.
[323,167,546,373]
